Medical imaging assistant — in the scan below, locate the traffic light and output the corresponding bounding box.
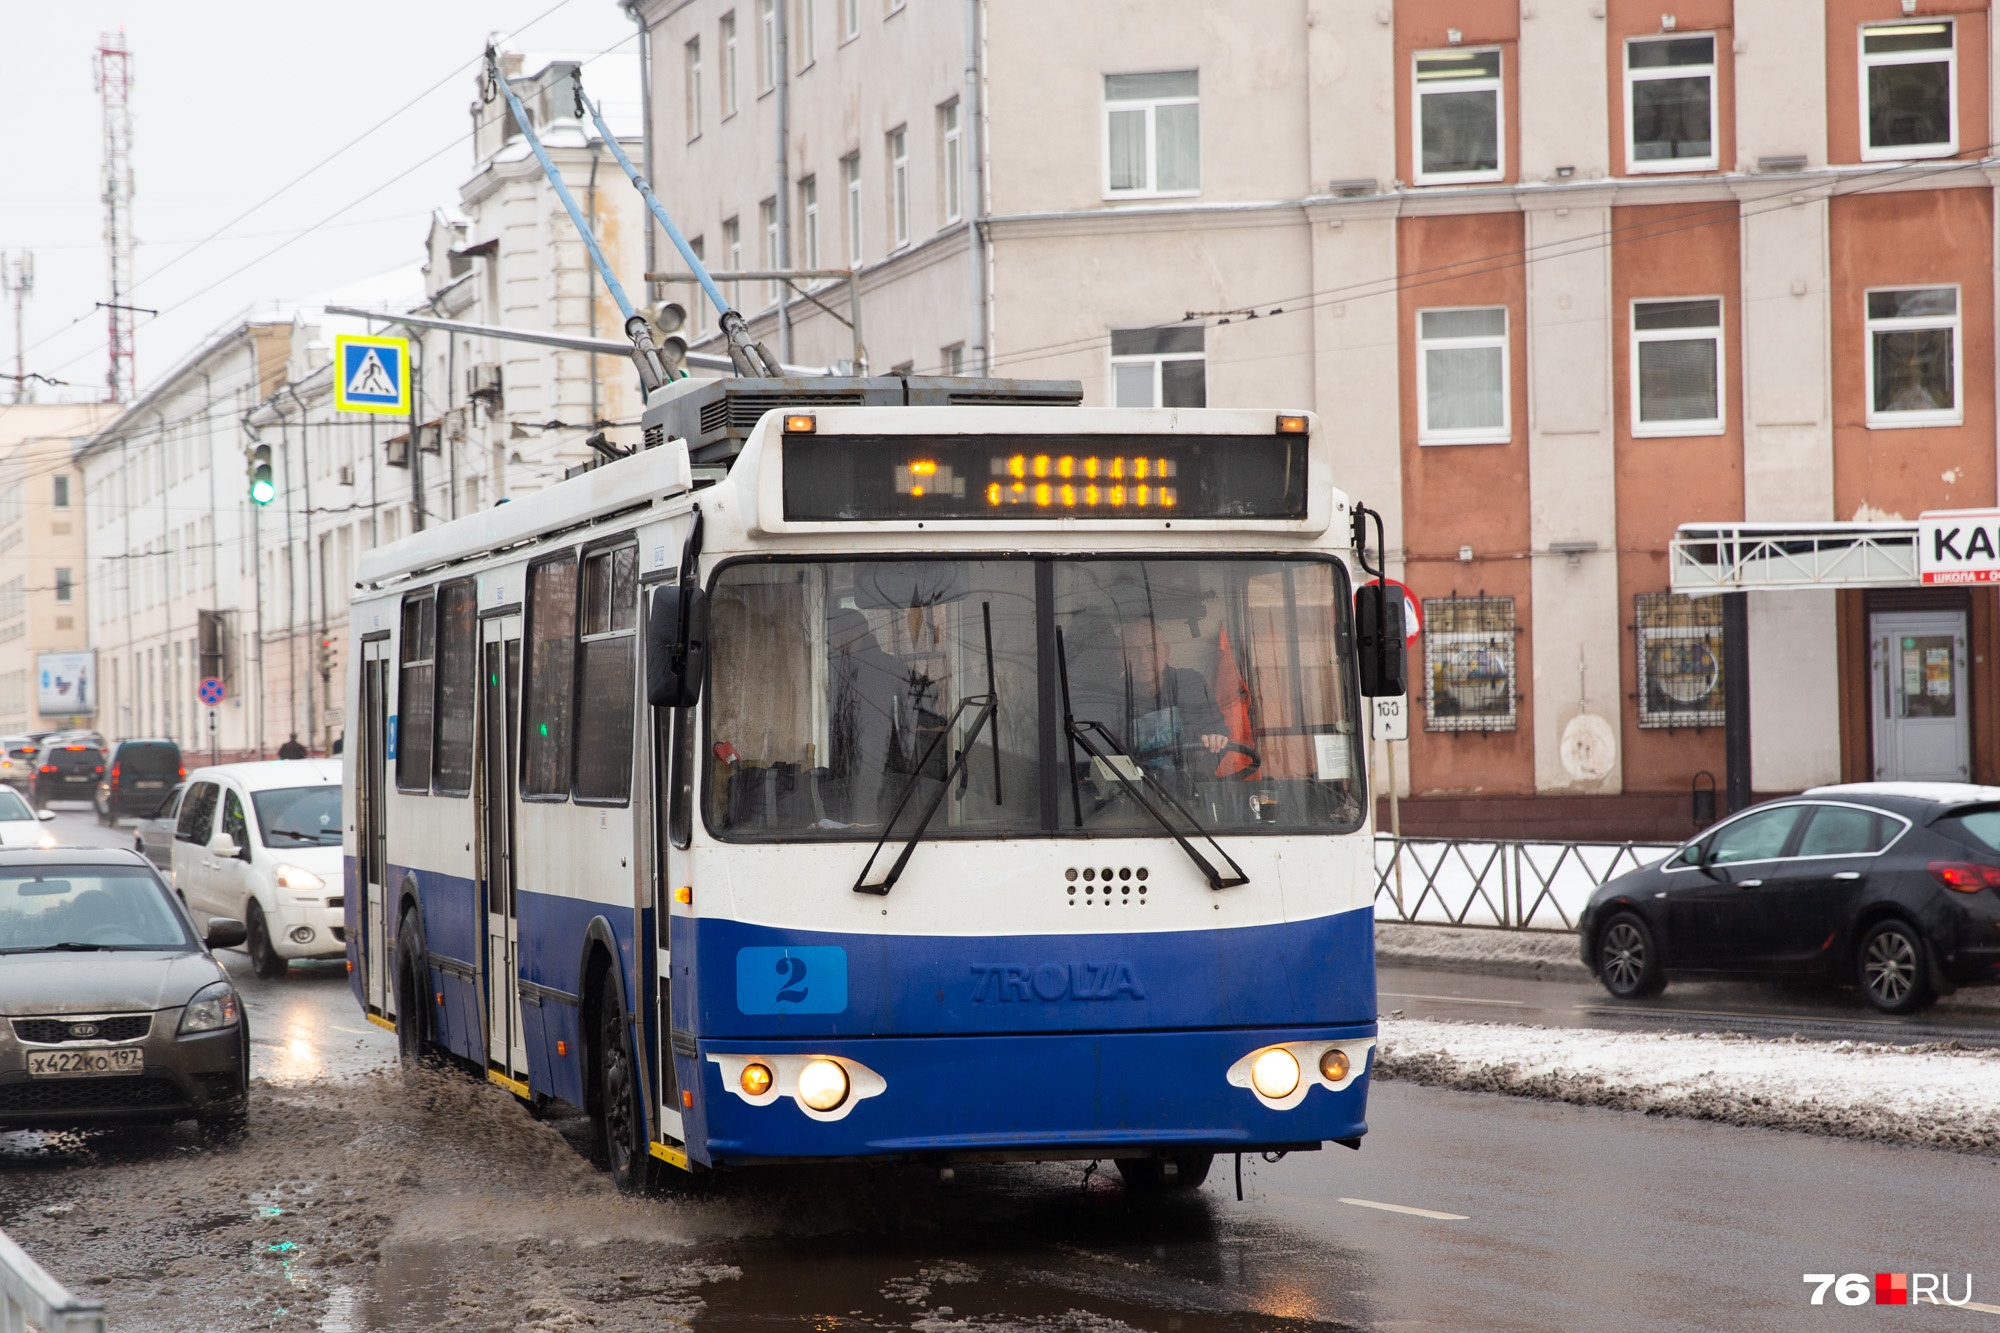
[315,638,335,676]
[249,444,275,505]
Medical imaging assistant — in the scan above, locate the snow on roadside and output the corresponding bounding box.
[1375,1017,2000,1154]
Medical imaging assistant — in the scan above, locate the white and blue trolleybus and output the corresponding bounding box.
[345,378,1406,1190]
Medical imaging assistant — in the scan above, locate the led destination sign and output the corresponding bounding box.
[782,433,1309,522]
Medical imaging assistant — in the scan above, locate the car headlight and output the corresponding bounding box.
[274,864,324,892]
[796,1058,850,1111]
[1250,1047,1301,1099]
[35,834,56,849]
[178,980,241,1035]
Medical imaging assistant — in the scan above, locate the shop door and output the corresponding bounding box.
[480,615,528,1080]
[1871,611,1970,781]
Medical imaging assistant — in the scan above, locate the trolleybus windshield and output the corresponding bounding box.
[703,557,1364,841]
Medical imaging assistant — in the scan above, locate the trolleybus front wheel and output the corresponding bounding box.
[591,981,654,1194]
[1115,1152,1214,1193]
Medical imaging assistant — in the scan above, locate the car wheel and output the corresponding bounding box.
[1116,1152,1214,1193]
[593,985,653,1194]
[1596,912,1666,999]
[246,902,289,980]
[1857,919,1935,1014]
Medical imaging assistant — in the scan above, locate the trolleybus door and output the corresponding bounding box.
[359,638,391,1014]
[480,614,529,1080]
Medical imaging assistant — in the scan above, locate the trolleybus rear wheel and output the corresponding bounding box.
[394,908,431,1064]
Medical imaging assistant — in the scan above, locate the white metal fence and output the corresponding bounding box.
[1374,836,1674,931]
[0,1229,104,1333]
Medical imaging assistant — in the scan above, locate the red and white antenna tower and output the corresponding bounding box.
[94,29,136,403]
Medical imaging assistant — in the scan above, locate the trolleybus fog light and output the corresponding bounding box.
[1318,1048,1351,1083]
[1250,1047,1300,1099]
[740,1062,774,1097]
[797,1058,849,1111]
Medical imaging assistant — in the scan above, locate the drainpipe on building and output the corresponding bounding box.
[153,409,170,744]
[587,142,603,435]
[276,397,300,751]
[775,0,792,366]
[625,1,658,303]
[964,0,988,375]
[286,384,317,753]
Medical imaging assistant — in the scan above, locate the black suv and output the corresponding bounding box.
[97,740,185,824]
[33,737,105,806]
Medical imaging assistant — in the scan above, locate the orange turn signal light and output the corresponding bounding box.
[783,413,816,434]
[557,1040,568,1057]
[1276,414,1309,435]
[682,1089,694,1108]
[674,885,693,905]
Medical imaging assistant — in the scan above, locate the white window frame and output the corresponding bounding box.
[1859,19,1957,162]
[1630,296,1725,437]
[723,216,742,310]
[1416,305,1510,445]
[1864,284,1962,429]
[843,153,862,263]
[796,0,815,69]
[1412,48,1505,186]
[1624,33,1717,174]
[759,0,777,93]
[842,0,859,41]
[721,12,739,118]
[1102,72,1200,200]
[940,99,963,225]
[760,198,779,305]
[1109,328,1205,409]
[684,37,703,141]
[941,343,965,376]
[800,176,819,270]
[888,126,910,249]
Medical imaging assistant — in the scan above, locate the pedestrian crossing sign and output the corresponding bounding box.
[333,334,411,415]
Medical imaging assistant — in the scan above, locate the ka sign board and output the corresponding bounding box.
[1918,510,2000,585]
[333,334,410,415]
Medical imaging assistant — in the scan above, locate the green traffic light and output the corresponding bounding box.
[251,474,275,505]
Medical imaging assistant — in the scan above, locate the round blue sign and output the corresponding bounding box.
[198,677,225,707]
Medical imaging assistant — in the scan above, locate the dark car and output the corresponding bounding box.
[1580,784,2000,1014]
[34,738,105,806]
[0,848,249,1134]
[132,783,184,872]
[97,739,185,824]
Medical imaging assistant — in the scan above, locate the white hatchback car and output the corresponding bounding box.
[169,760,343,978]
[0,785,57,847]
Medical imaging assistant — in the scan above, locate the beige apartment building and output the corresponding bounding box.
[637,0,2000,838]
[0,403,116,735]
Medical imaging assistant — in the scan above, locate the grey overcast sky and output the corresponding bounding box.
[0,0,639,405]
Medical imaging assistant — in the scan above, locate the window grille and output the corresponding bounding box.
[1422,596,1516,732]
[1634,592,1724,728]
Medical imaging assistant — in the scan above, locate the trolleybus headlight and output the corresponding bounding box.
[740,1062,774,1097]
[797,1058,849,1111]
[1250,1047,1301,1099]
[1318,1048,1351,1083]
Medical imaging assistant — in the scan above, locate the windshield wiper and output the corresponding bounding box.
[1,942,112,954]
[853,602,1005,896]
[1054,626,1249,891]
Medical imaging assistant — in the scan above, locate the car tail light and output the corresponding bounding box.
[63,745,84,752]
[93,766,103,775]
[1928,860,2000,892]
[38,765,53,774]
[111,764,120,784]
[178,766,186,778]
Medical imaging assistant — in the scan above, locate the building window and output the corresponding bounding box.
[684,38,703,140]
[887,0,904,13]
[1631,298,1723,435]
[574,544,638,803]
[1414,49,1503,184]
[1862,20,1955,160]
[53,568,72,603]
[888,127,910,249]
[522,554,578,799]
[1110,325,1205,408]
[796,0,816,68]
[721,12,739,118]
[1417,306,1509,444]
[1866,286,1959,427]
[1626,34,1715,170]
[759,0,776,92]
[1635,593,1725,729]
[723,216,742,310]
[939,99,962,224]
[843,0,858,40]
[941,343,964,376]
[1104,71,1199,197]
[52,475,70,509]
[760,197,780,304]
[1422,597,1516,732]
[840,152,864,264]
[687,235,706,335]
[396,594,435,792]
[800,176,819,270]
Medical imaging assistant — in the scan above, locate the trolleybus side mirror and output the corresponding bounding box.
[647,584,709,708]
[1353,584,1408,697]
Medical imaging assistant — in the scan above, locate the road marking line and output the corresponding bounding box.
[1381,991,1527,1008]
[1338,1197,1469,1221]
[1956,1299,2000,1315]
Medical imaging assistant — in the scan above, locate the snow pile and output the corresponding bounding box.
[1375,920,1588,979]
[1376,1018,2000,1153]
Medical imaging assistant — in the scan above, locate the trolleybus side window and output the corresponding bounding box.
[396,593,436,793]
[432,579,478,797]
[522,553,579,800]
[574,543,639,804]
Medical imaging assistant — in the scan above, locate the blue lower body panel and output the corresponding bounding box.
[694,1023,1374,1163]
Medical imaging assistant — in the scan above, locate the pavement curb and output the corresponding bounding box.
[1375,920,1591,982]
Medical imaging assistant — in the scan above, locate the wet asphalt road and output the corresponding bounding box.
[7,804,2000,1329]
